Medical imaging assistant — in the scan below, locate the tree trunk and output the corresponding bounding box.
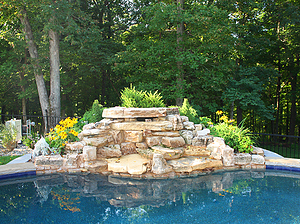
[101,71,107,105]
[230,101,234,120]
[176,0,184,106]
[49,27,61,128]
[19,7,49,132]
[237,105,243,126]
[289,55,298,137]
[19,70,27,125]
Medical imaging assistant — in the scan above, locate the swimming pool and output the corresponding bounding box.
[1,170,300,223]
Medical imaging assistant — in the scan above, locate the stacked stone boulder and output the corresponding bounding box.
[34,107,266,177]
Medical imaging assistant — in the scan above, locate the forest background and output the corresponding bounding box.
[0,0,299,136]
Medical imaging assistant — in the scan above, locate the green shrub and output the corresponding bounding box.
[83,100,105,123]
[22,132,41,149]
[120,86,165,108]
[199,117,213,128]
[178,99,200,124]
[0,124,17,151]
[210,119,255,153]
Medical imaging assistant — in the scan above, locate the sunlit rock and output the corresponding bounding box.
[184,145,211,157]
[180,130,194,144]
[145,136,161,147]
[222,146,234,166]
[82,136,114,148]
[234,153,252,165]
[83,146,97,161]
[192,136,214,147]
[151,153,173,174]
[98,145,122,158]
[161,136,185,148]
[111,121,173,131]
[196,128,210,136]
[151,146,184,160]
[124,131,143,143]
[106,154,150,175]
[120,142,137,155]
[251,155,265,165]
[167,157,222,172]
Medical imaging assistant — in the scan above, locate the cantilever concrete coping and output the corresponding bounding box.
[0,154,36,180]
[1,150,300,180]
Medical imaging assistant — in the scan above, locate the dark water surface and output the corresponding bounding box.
[1,170,300,224]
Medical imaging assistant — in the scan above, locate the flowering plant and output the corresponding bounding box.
[45,117,82,154]
[210,111,255,153]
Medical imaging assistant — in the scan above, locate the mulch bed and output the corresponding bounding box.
[0,144,33,157]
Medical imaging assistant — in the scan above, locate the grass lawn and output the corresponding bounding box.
[0,155,21,165]
[258,143,300,159]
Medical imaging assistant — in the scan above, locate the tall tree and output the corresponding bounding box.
[114,1,234,110]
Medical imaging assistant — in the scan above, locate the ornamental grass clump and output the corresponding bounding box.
[210,111,255,153]
[46,117,82,154]
[121,86,165,108]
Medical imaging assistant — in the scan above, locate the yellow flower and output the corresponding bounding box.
[220,115,228,122]
[216,110,223,115]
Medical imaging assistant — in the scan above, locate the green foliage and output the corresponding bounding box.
[0,124,17,150]
[178,99,199,124]
[113,1,234,106]
[120,86,165,108]
[199,117,214,128]
[22,132,41,149]
[82,100,105,123]
[210,119,255,153]
[222,67,276,120]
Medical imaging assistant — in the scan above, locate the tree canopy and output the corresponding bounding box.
[0,0,299,135]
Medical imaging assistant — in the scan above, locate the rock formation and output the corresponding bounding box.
[34,107,265,178]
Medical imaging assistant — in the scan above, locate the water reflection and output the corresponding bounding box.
[1,170,300,223]
[32,171,261,207]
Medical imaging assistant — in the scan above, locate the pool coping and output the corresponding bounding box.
[1,151,300,180]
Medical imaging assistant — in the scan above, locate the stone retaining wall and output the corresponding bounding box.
[34,107,266,178]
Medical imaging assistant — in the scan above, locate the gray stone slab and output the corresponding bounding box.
[7,154,32,164]
[263,149,284,158]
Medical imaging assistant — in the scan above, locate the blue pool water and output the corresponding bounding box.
[1,170,300,224]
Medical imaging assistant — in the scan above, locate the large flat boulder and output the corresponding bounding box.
[111,121,173,131]
[161,136,185,148]
[97,145,122,158]
[82,136,114,148]
[167,157,223,173]
[102,107,179,118]
[106,154,150,175]
[124,131,143,142]
[152,131,181,137]
[183,145,211,157]
[151,146,184,160]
